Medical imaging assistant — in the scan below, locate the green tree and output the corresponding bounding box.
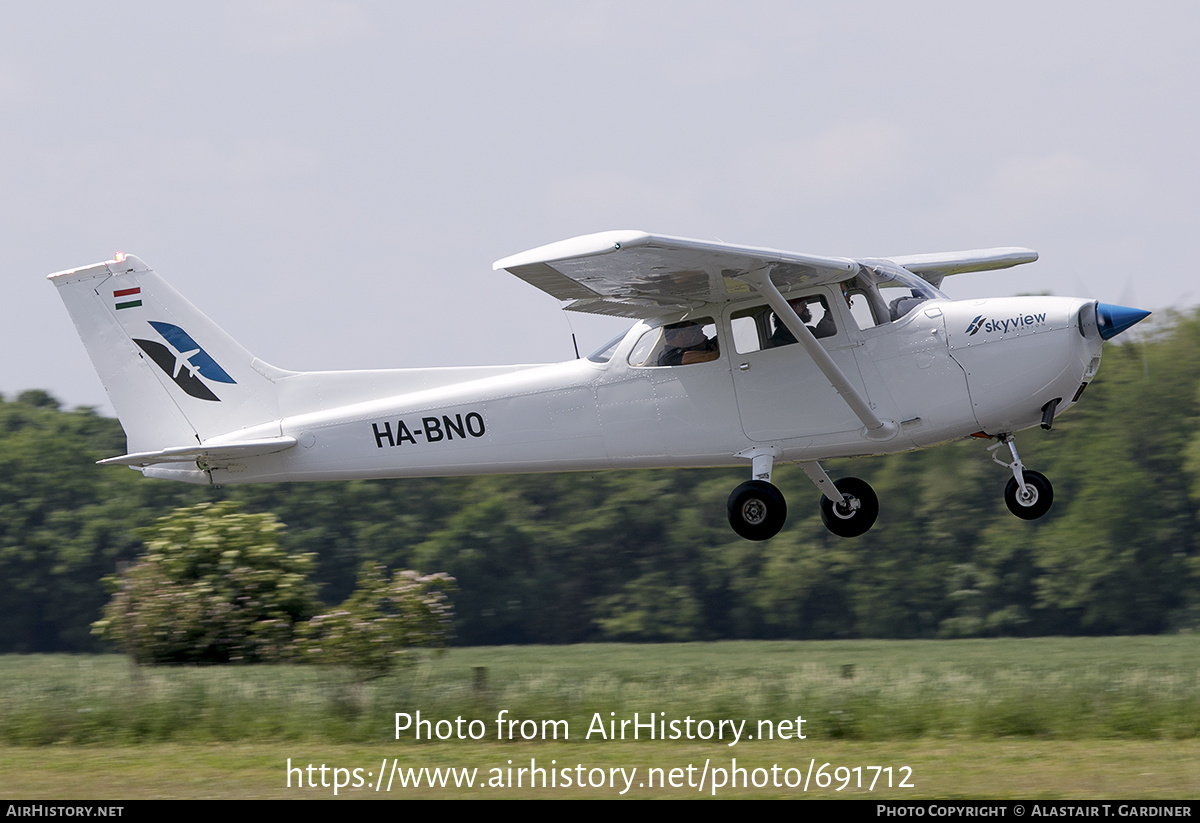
[594,572,702,641]
[93,501,320,663]
[412,493,548,644]
[297,563,455,680]
[0,393,203,652]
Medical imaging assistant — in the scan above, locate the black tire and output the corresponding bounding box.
[819,477,879,538]
[1004,470,1053,520]
[727,480,787,541]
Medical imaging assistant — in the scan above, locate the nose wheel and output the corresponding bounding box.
[990,435,1054,520]
[1004,470,1053,519]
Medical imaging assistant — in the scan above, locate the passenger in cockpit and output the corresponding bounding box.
[768,296,836,347]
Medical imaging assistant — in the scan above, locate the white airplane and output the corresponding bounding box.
[50,233,1150,540]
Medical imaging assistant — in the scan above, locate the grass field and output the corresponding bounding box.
[2,637,1198,798]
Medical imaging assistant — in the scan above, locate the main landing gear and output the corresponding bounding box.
[727,480,787,541]
[818,476,879,538]
[989,434,1053,520]
[726,449,878,540]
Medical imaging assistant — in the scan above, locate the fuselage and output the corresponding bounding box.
[151,288,1104,485]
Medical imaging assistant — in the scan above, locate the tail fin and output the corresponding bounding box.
[49,254,289,455]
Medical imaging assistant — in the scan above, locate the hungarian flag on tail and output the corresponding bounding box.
[114,286,141,310]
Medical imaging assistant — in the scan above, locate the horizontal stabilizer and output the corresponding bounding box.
[99,436,297,468]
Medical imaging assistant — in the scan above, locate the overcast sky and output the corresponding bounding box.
[5,2,1198,414]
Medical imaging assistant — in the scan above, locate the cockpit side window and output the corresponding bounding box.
[628,317,720,367]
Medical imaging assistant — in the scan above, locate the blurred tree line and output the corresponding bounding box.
[4,309,1200,652]
[91,500,454,673]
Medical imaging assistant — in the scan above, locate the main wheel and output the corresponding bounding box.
[1004,470,1053,520]
[819,477,879,538]
[727,480,787,541]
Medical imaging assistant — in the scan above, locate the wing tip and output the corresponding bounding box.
[886,247,1039,276]
[493,230,650,271]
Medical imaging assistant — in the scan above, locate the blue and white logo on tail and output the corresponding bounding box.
[133,321,236,402]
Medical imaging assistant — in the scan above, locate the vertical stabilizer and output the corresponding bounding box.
[48,255,287,454]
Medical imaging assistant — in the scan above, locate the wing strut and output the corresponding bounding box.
[740,269,898,441]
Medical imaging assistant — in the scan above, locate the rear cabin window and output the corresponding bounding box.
[730,295,835,354]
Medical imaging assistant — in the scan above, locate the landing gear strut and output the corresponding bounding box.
[728,447,788,541]
[989,435,1053,520]
[800,460,878,538]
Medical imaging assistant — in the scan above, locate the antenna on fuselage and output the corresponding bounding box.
[560,307,582,359]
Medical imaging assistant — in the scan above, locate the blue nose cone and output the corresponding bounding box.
[1096,303,1151,340]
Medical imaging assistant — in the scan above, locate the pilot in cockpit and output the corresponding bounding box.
[658,320,719,366]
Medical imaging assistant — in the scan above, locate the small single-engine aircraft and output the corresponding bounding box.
[50,232,1150,540]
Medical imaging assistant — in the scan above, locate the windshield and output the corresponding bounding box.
[586,329,630,363]
[859,261,948,323]
[869,263,947,301]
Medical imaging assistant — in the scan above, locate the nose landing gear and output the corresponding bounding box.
[989,434,1054,520]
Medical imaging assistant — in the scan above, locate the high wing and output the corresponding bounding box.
[885,247,1039,289]
[493,231,859,318]
[494,231,1038,317]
